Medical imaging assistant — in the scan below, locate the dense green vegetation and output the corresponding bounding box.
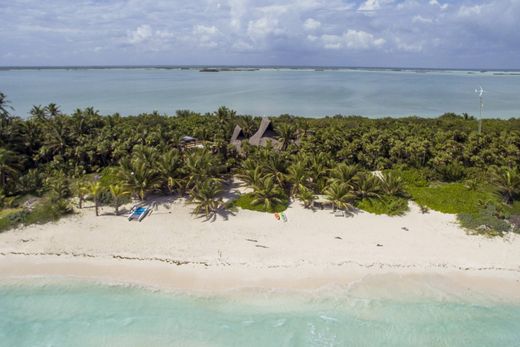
[232,193,289,213]
[0,91,519,235]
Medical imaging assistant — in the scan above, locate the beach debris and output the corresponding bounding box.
[255,245,269,248]
[376,244,383,247]
[274,213,280,220]
[245,239,258,243]
[401,227,409,231]
[335,236,342,240]
[281,212,288,222]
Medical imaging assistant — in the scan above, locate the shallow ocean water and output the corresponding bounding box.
[1,67,520,118]
[1,281,520,347]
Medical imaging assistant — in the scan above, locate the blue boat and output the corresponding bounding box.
[128,206,150,222]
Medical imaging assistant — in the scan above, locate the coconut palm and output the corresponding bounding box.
[276,123,298,151]
[323,182,355,211]
[286,161,310,198]
[190,180,224,220]
[298,186,316,208]
[494,168,520,204]
[109,184,130,215]
[237,165,266,187]
[0,92,14,125]
[251,175,284,211]
[71,179,88,209]
[380,172,406,197]
[353,172,381,200]
[157,149,183,194]
[184,149,222,190]
[118,157,160,200]
[327,163,359,186]
[86,181,105,216]
[0,148,22,190]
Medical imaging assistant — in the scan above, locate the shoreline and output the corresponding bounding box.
[2,254,520,304]
[1,200,520,302]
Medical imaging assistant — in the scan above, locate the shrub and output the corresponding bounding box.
[407,183,496,214]
[458,204,512,236]
[232,193,288,213]
[391,168,429,187]
[434,163,466,182]
[357,196,409,216]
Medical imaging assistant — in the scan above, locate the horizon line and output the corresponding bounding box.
[1,64,520,72]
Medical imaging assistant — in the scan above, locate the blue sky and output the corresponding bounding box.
[1,0,518,68]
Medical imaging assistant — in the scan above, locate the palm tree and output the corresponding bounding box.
[324,182,355,211]
[45,171,70,200]
[109,184,130,215]
[86,181,105,216]
[157,149,183,194]
[45,103,61,118]
[298,186,316,208]
[237,165,266,187]
[71,180,88,209]
[327,163,359,186]
[184,149,222,190]
[286,161,309,198]
[380,172,406,197]
[494,168,520,204]
[0,92,14,125]
[118,157,160,200]
[276,123,298,150]
[0,148,21,190]
[190,180,224,220]
[251,175,284,211]
[353,173,381,200]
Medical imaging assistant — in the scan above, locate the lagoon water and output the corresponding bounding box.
[1,281,520,347]
[1,67,520,118]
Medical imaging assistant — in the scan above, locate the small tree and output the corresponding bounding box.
[86,181,105,216]
[109,184,130,215]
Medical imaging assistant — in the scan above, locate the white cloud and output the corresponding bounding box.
[412,15,433,24]
[321,30,385,50]
[192,25,220,48]
[303,18,321,31]
[0,0,519,68]
[429,0,448,11]
[458,5,482,17]
[358,0,393,11]
[247,17,284,40]
[127,25,153,44]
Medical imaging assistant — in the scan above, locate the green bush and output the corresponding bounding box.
[407,183,496,214]
[0,198,72,233]
[434,163,466,182]
[232,193,288,213]
[390,168,429,187]
[458,204,512,237]
[357,196,409,216]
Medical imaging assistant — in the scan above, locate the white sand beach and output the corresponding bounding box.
[1,198,520,299]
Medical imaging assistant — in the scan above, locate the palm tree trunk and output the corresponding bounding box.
[95,200,99,216]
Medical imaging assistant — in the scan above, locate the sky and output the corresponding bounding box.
[0,0,519,69]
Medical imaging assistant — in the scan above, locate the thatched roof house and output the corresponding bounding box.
[230,125,247,152]
[248,118,281,149]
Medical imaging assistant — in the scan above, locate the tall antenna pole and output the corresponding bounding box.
[475,86,484,135]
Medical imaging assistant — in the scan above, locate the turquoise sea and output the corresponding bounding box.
[1,281,520,347]
[1,67,520,118]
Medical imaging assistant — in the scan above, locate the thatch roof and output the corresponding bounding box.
[230,125,246,143]
[248,118,281,148]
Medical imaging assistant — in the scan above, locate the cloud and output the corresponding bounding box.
[127,25,153,44]
[0,0,518,68]
[321,30,385,50]
[358,0,393,11]
[303,18,321,31]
